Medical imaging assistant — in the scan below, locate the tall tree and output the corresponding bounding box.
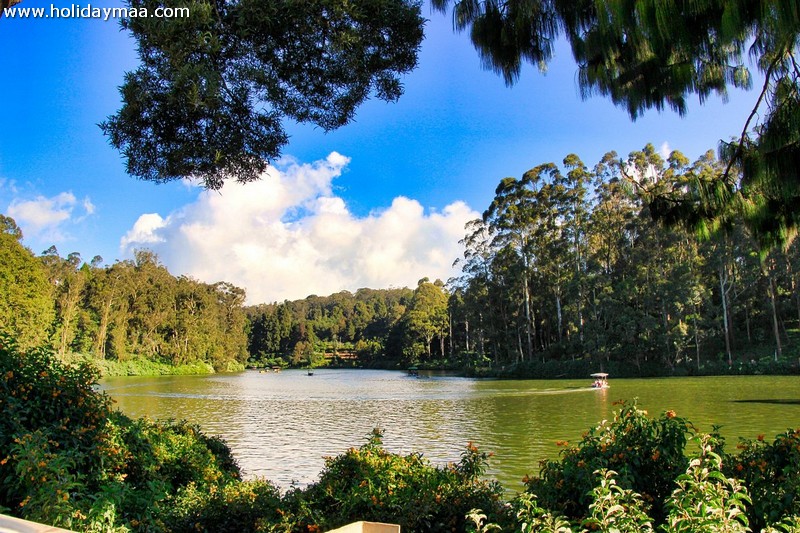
[0,217,53,349]
[403,278,449,361]
[433,0,800,249]
[102,0,424,188]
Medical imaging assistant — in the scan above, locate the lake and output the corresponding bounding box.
[101,370,800,493]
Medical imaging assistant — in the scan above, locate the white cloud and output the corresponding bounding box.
[6,191,94,243]
[120,213,167,247]
[121,153,479,304]
[659,142,672,159]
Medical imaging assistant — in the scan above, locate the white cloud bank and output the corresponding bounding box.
[7,191,95,244]
[121,153,479,304]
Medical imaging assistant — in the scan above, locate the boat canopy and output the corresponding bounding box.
[590,373,608,378]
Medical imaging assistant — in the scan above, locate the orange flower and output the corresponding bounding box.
[757,434,765,442]
[665,410,676,419]
[651,450,661,461]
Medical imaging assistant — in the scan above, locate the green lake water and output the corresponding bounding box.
[101,371,800,493]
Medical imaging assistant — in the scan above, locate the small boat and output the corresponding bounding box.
[307,370,314,376]
[591,372,609,389]
[407,366,419,377]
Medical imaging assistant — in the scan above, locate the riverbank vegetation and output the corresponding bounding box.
[245,145,800,377]
[3,144,800,379]
[0,216,248,375]
[2,337,799,532]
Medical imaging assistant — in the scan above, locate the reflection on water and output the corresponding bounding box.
[102,371,800,492]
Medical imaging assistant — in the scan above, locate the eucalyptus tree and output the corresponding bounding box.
[102,0,425,188]
[482,172,547,361]
[561,154,593,345]
[86,261,126,359]
[455,218,498,357]
[433,0,800,250]
[584,155,638,363]
[40,249,88,357]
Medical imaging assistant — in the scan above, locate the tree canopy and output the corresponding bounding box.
[433,0,800,250]
[101,0,424,189]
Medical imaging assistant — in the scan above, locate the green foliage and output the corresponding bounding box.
[285,429,510,532]
[447,147,800,375]
[582,469,654,532]
[245,287,414,368]
[0,336,240,531]
[508,492,573,533]
[664,435,751,532]
[0,226,250,376]
[0,336,112,515]
[526,400,693,523]
[90,356,216,377]
[726,430,800,531]
[434,0,800,249]
[162,479,284,533]
[471,406,800,532]
[102,0,424,188]
[0,229,54,349]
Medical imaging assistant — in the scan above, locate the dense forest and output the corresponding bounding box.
[245,145,800,375]
[2,145,799,376]
[0,215,248,373]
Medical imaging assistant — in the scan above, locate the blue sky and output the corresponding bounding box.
[1,1,756,303]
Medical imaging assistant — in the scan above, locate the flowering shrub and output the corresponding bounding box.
[3,336,800,533]
[664,434,751,532]
[726,429,800,531]
[526,400,693,523]
[286,429,511,532]
[0,335,241,531]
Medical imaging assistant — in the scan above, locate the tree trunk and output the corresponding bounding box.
[465,318,470,353]
[94,297,113,359]
[555,292,563,344]
[522,265,533,361]
[448,313,453,358]
[693,304,701,370]
[719,262,732,365]
[762,259,783,360]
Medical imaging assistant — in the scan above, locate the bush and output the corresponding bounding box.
[525,400,693,523]
[284,429,511,532]
[664,434,751,532]
[3,335,800,532]
[162,480,284,533]
[0,335,241,531]
[0,334,113,527]
[726,429,800,531]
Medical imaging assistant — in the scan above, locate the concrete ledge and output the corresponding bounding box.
[0,514,73,533]
[327,521,401,533]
